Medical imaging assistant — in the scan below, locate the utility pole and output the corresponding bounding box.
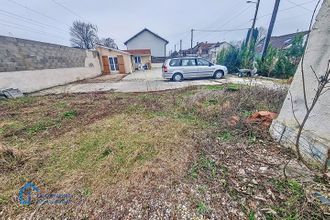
[262,0,281,60]
[180,39,182,52]
[247,0,261,47]
[190,29,194,54]
[174,44,177,52]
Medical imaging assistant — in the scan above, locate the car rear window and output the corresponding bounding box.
[169,59,181,66]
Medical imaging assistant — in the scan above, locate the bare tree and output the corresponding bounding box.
[98,37,118,49]
[256,26,267,45]
[70,21,99,49]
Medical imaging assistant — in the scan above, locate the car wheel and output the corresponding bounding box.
[238,72,243,77]
[172,73,183,82]
[213,70,224,79]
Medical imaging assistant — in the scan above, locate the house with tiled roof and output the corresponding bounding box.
[185,41,233,63]
[256,31,309,54]
[124,28,169,59]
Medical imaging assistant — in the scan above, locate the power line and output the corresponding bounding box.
[287,0,314,12]
[194,5,252,42]
[49,0,121,41]
[0,9,67,33]
[234,0,317,28]
[194,28,250,33]
[258,0,316,19]
[0,20,68,41]
[217,5,253,29]
[7,0,70,27]
[50,0,85,20]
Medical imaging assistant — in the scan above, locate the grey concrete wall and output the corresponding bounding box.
[0,36,87,72]
[270,0,330,167]
[0,36,102,93]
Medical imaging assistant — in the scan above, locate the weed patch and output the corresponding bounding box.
[190,154,218,179]
[196,201,209,215]
[218,131,232,141]
[62,110,77,119]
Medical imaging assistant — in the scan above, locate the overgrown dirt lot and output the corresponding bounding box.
[0,84,329,219]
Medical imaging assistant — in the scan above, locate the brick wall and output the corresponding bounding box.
[0,35,87,72]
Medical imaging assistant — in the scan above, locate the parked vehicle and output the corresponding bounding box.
[162,57,228,81]
[237,61,258,77]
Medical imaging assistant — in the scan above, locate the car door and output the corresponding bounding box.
[181,58,199,78]
[197,58,215,77]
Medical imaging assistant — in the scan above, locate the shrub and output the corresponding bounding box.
[216,32,305,79]
[216,46,240,73]
[256,46,278,77]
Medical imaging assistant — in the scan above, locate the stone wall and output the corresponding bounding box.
[270,0,330,167]
[0,36,102,93]
[0,36,88,72]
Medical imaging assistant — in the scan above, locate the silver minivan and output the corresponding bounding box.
[162,57,228,81]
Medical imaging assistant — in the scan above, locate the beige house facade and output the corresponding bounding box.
[124,49,152,70]
[96,46,133,74]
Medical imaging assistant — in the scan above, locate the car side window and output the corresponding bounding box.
[181,59,196,66]
[197,59,210,66]
[169,59,181,66]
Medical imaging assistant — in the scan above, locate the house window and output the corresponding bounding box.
[109,57,118,71]
[134,56,142,64]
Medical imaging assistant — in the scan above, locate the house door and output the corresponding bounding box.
[102,56,110,74]
[109,57,119,72]
[117,55,125,74]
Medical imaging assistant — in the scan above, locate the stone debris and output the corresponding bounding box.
[314,192,330,205]
[0,88,24,99]
[246,111,278,128]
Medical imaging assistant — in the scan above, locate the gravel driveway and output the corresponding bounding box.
[31,65,287,96]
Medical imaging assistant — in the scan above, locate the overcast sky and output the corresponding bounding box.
[0,0,321,51]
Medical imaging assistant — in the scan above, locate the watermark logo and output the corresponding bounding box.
[18,182,73,205]
[18,182,40,205]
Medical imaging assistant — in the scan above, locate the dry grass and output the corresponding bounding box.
[0,84,328,219]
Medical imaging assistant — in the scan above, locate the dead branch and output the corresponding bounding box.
[288,91,301,127]
[310,65,320,83]
[300,0,322,112]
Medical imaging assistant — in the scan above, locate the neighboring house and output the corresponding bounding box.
[124,49,152,70]
[256,31,309,54]
[182,42,233,63]
[124,28,169,58]
[96,46,133,74]
[208,42,234,63]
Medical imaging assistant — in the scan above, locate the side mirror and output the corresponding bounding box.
[209,63,213,66]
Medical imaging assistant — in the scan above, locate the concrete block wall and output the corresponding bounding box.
[270,0,330,167]
[0,36,87,72]
[0,36,102,93]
